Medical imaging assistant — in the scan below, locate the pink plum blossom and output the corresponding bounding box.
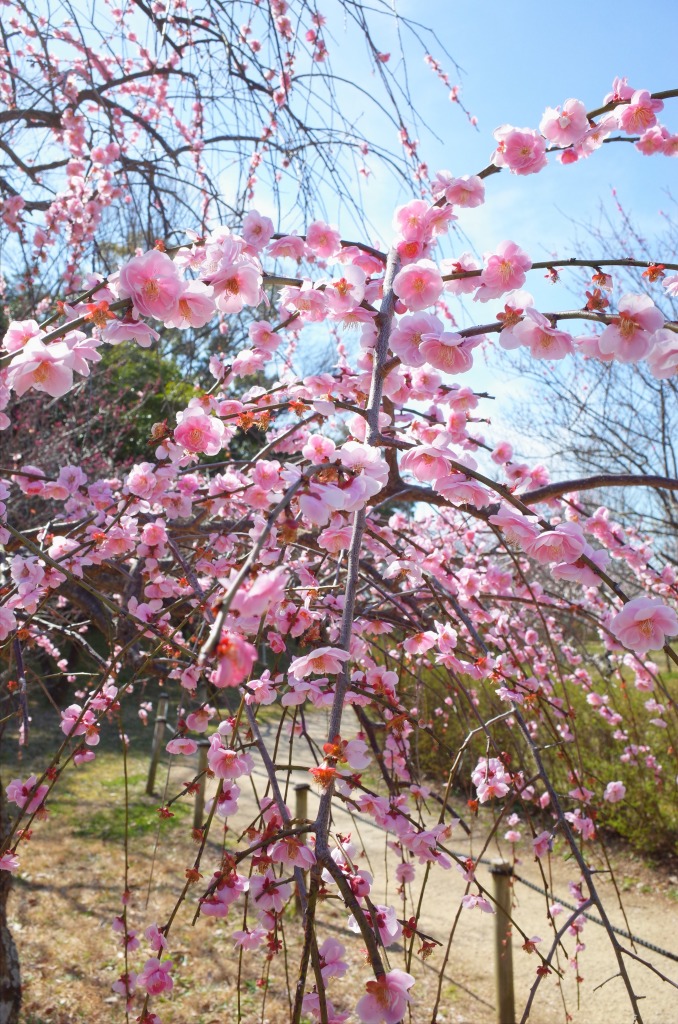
[434,474,490,507]
[442,253,481,295]
[249,319,280,354]
[471,757,511,802]
[390,313,443,366]
[302,434,338,463]
[400,444,455,483]
[280,281,328,321]
[101,318,160,348]
[551,545,609,587]
[539,99,589,146]
[0,607,17,642]
[598,293,664,362]
[610,596,678,654]
[207,739,253,779]
[395,861,416,884]
[137,957,174,996]
[7,339,77,398]
[475,241,532,302]
[267,233,307,260]
[617,90,663,133]
[646,329,678,379]
[166,737,198,755]
[163,281,217,329]
[232,926,267,950]
[533,831,553,858]
[489,508,540,548]
[325,265,366,314]
[603,781,626,804]
[392,260,444,311]
[200,870,249,916]
[270,835,316,868]
[306,220,341,258]
[249,871,291,914]
[527,523,586,565]
[492,126,548,175]
[511,309,574,359]
[118,250,183,321]
[491,442,513,464]
[0,853,19,874]
[420,332,474,373]
[348,904,402,946]
[6,776,49,814]
[432,172,485,208]
[317,937,347,981]
[2,319,43,353]
[174,408,225,455]
[213,630,257,687]
[289,646,350,679]
[209,259,263,313]
[393,199,429,241]
[356,970,415,1024]
[145,923,169,951]
[242,210,274,249]
[461,893,494,913]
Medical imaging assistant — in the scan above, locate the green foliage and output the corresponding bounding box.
[413,660,678,859]
[96,342,197,461]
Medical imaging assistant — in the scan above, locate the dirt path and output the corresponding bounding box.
[207,710,678,1024]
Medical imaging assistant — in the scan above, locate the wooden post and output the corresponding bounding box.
[490,860,515,1024]
[294,783,311,914]
[145,695,169,796]
[193,739,210,831]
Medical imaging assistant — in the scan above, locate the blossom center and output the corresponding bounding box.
[499,259,513,283]
[33,361,51,383]
[187,427,204,447]
[617,313,638,339]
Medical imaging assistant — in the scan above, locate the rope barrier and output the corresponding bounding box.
[512,872,678,965]
[445,850,678,964]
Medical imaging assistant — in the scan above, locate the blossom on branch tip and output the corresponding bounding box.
[356,969,415,1024]
[609,596,678,654]
[461,892,494,913]
[137,957,174,996]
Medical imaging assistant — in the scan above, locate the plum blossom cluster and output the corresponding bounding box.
[1,73,678,1024]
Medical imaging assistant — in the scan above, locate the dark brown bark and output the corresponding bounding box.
[0,777,20,1024]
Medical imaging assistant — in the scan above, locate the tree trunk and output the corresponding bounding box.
[0,779,21,1024]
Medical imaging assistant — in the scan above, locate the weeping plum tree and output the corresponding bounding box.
[0,0,467,303]
[2,4,678,1022]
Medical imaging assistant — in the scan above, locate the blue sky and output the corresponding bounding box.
[329,0,678,254]
[244,0,678,296]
